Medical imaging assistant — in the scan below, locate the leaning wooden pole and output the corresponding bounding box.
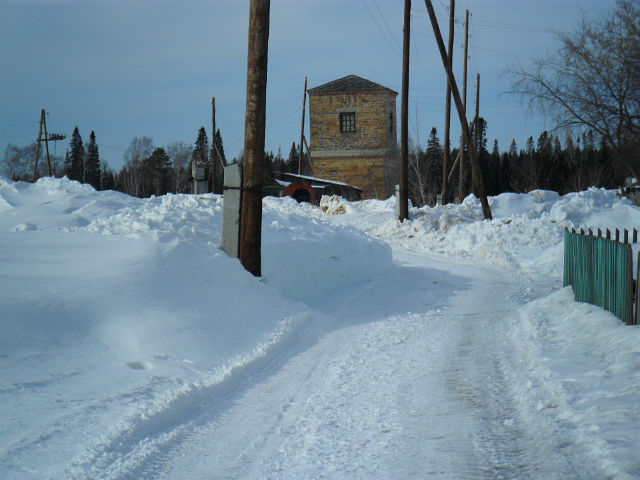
[441,0,454,204]
[239,0,270,276]
[399,0,410,221]
[32,109,44,181]
[298,76,308,175]
[423,0,491,219]
[43,113,52,176]
[473,73,480,177]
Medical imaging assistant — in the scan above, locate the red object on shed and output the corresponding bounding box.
[284,182,317,204]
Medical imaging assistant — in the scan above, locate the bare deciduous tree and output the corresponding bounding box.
[510,0,640,179]
[166,141,193,194]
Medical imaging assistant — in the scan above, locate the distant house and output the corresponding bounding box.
[307,74,398,200]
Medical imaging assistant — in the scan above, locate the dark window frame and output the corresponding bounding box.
[340,112,356,133]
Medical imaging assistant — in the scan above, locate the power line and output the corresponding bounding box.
[411,12,553,34]
[371,0,403,53]
[361,0,402,57]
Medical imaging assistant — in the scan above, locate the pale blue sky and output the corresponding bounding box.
[1,0,616,170]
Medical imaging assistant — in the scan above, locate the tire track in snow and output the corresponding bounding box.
[65,313,316,480]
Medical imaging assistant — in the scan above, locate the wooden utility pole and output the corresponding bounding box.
[42,111,51,177]
[459,9,469,203]
[298,76,308,175]
[33,109,65,181]
[473,73,480,167]
[441,0,454,204]
[33,110,44,181]
[399,0,410,221]
[239,0,270,276]
[423,0,491,219]
[211,96,217,193]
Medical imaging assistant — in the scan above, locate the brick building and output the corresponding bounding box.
[307,74,398,199]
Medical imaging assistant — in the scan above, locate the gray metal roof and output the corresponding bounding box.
[307,74,397,95]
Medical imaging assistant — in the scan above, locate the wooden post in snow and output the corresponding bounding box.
[441,0,454,204]
[399,0,410,221]
[239,0,270,276]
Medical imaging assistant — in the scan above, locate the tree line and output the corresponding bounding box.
[1,124,310,198]
[406,119,630,208]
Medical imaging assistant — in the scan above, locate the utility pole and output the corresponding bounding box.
[473,73,480,168]
[239,0,270,276]
[298,76,308,175]
[399,0,410,221]
[33,109,65,181]
[441,0,454,204]
[211,96,217,193]
[33,110,44,181]
[423,0,491,219]
[458,9,469,203]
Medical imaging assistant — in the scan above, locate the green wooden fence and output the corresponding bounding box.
[563,229,637,325]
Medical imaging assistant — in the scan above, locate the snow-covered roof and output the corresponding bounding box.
[281,172,363,191]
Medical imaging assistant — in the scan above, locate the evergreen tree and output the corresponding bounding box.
[509,139,518,157]
[192,127,208,166]
[425,127,443,204]
[490,139,504,194]
[66,127,84,182]
[85,130,100,189]
[143,147,171,196]
[100,163,115,191]
[475,118,494,195]
[264,150,274,182]
[214,129,226,164]
[272,147,285,179]
[286,142,298,173]
[210,128,226,193]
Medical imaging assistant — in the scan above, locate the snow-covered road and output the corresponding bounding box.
[103,251,581,480]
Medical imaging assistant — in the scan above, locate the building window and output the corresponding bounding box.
[389,112,393,132]
[340,112,356,133]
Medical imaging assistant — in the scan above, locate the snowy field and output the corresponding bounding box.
[1,176,639,479]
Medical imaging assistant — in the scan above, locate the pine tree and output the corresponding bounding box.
[85,131,100,189]
[272,147,285,179]
[509,139,518,157]
[425,127,443,205]
[210,128,226,193]
[100,163,115,191]
[66,127,84,182]
[286,142,298,173]
[475,118,494,195]
[143,147,171,196]
[490,139,503,195]
[214,129,226,164]
[264,150,274,182]
[192,127,208,166]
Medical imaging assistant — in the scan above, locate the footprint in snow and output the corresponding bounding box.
[127,361,153,370]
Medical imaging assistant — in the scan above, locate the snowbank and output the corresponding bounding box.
[0,177,391,479]
[505,287,640,479]
[322,189,638,278]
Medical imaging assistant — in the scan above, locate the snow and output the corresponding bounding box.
[1,176,639,479]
